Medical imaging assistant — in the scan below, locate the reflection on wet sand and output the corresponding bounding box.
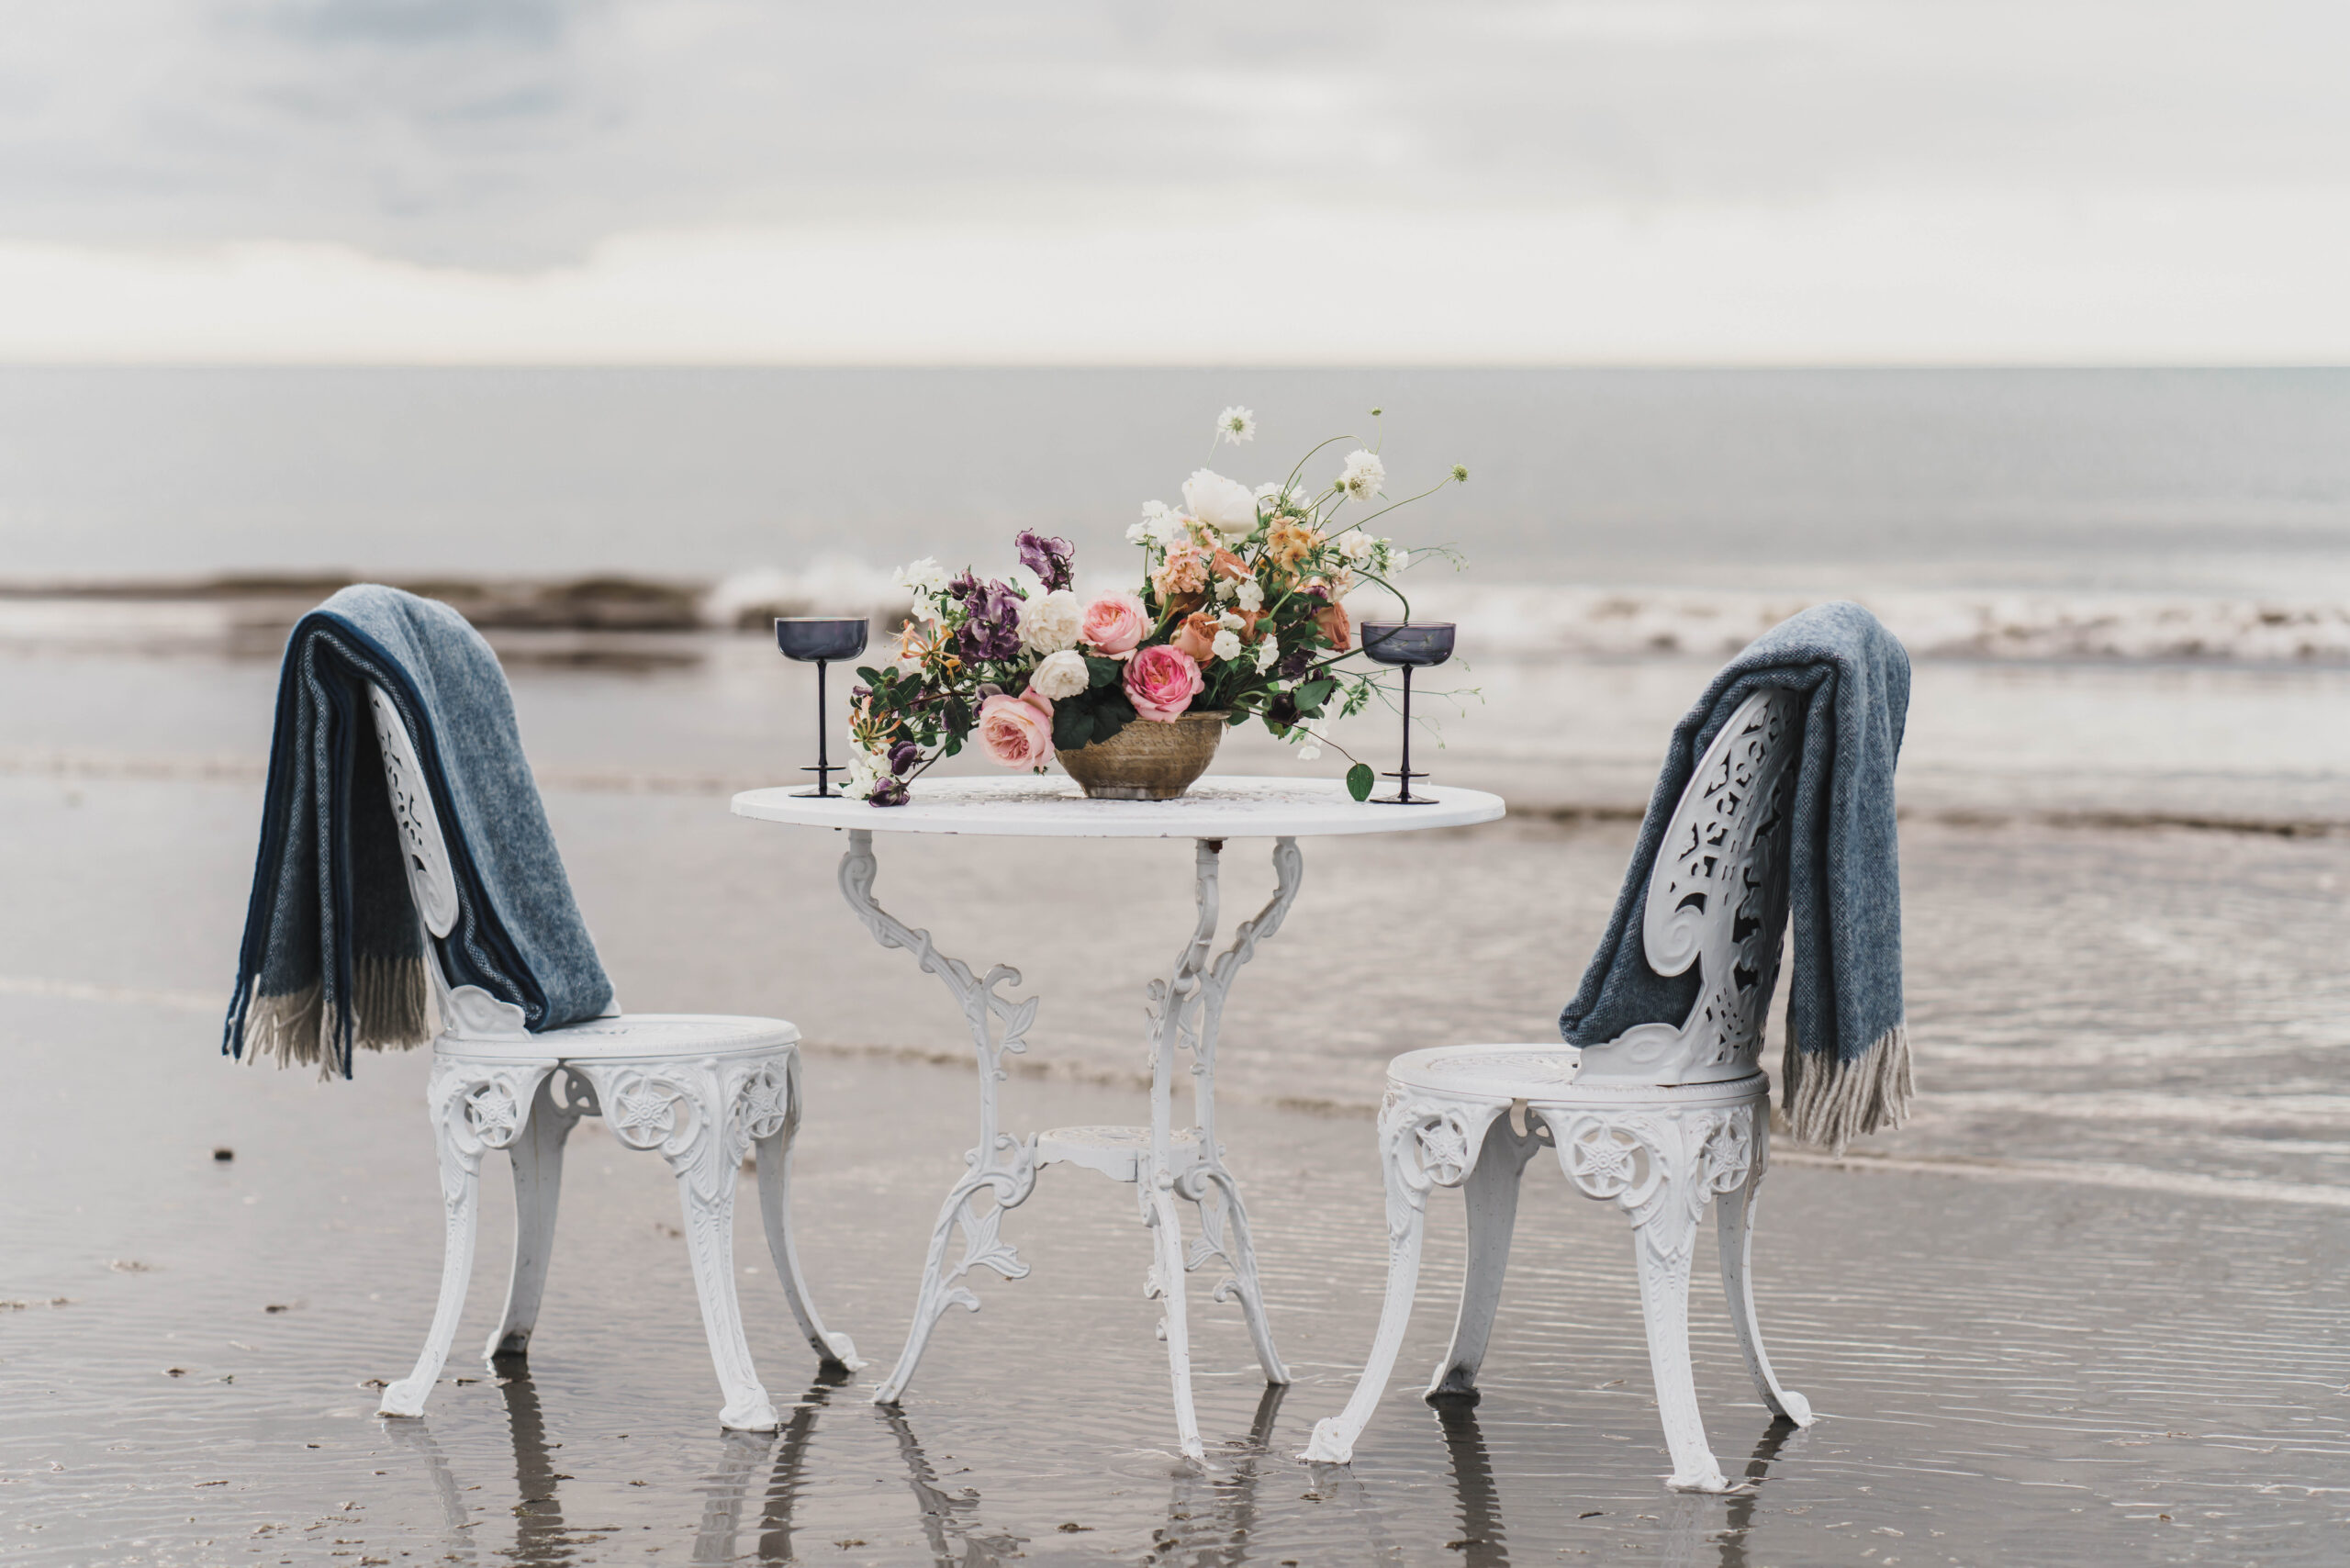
[396,1368,1312,1565]
[1422,1401,1807,1568]
[1434,1401,1507,1568]
[1661,1418,1807,1568]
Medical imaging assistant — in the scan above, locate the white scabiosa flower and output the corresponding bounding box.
[1210,629,1242,662]
[1018,588,1083,655]
[1338,450,1385,503]
[1216,406,1257,444]
[1028,647,1091,700]
[1236,578,1264,611]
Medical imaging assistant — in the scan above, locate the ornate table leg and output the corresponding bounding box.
[1150,837,1304,1457]
[838,831,1042,1406]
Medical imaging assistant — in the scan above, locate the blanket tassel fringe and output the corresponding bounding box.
[1779,1022,1912,1157]
[237,956,435,1079]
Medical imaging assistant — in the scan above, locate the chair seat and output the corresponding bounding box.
[1389,1043,1764,1107]
[438,1013,799,1059]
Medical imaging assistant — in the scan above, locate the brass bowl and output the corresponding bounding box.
[1058,709,1229,800]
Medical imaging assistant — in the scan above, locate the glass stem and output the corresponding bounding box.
[815,659,831,797]
[1399,665,1415,801]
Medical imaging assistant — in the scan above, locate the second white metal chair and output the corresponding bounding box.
[364,684,860,1430]
[1301,689,1815,1490]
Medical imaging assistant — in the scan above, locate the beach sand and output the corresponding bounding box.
[5,637,2349,1563]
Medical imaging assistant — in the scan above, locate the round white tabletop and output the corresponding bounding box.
[730,774,1505,838]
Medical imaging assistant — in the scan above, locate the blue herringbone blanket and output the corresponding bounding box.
[1561,600,1912,1150]
[225,586,613,1076]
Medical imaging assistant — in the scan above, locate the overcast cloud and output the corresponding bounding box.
[1,1,2343,359]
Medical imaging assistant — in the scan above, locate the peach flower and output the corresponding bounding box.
[1154,543,1209,599]
[1209,547,1251,583]
[978,690,1056,769]
[1125,644,1204,722]
[1313,599,1351,653]
[1080,590,1149,654]
[1173,610,1223,663]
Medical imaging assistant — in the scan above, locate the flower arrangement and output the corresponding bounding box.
[843,408,1464,806]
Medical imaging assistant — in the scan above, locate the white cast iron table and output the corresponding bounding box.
[731,775,1505,1460]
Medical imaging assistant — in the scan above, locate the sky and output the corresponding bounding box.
[1,0,2344,364]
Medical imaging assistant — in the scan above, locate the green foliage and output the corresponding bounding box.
[1347,762,1375,801]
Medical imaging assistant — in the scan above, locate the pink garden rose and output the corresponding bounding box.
[978,690,1055,769]
[1080,590,1150,654]
[1125,643,1204,722]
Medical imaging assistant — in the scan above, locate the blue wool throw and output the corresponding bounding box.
[1561,600,1913,1150]
[225,586,613,1076]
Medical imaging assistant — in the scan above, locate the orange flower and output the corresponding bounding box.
[1209,547,1251,583]
[1313,599,1351,653]
[1173,610,1223,662]
[1267,519,1321,572]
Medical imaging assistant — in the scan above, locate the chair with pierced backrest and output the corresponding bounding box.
[364,684,860,1430]
[1300,689,1814,1490]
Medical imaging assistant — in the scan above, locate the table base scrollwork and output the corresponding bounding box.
[840,828,1300,1462]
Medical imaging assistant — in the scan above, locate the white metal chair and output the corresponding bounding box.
[364,684,859,1430]
[1301,689,1815,1490]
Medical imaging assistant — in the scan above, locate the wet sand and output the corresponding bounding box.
[6,641,2350,1563]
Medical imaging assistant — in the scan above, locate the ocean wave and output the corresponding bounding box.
[708,564,2350,665]
[11,565,2350,665]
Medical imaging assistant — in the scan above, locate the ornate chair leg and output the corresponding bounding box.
[381,1061,507,1418]
[1299,1098,1455,1464]
[1427,1114,1544,1402]
[1146,1186,1208,1463]
[485,1073,582,1361]
[618,1061,780,1432]
[1716,1103,1812,1426]
[1554,1108,1733,1493]
[752,1053,863,1373]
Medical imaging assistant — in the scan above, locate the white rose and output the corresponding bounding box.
[1237,579,1264,611]
[1183,468,1260,541]
[1338,450,1385,503]
[1028,647,1091,700]
[1019,588,1082,655]
[1210,630,1242,662]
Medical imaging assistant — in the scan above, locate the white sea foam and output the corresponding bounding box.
[703,565,2350,665]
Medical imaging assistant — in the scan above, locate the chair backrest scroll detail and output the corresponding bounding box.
[365,683,529,1039]
[1574,688,1802,1086]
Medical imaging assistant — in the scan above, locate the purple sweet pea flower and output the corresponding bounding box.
[1014,529,1075,592]
[887,738,922,776]
[867,775,911,807]
[954,578,1024,662]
